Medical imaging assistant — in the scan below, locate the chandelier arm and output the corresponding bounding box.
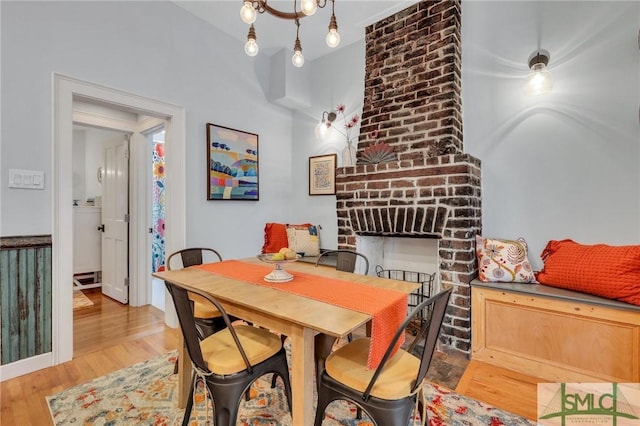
[257,0,306,20]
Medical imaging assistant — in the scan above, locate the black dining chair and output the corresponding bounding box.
[314,287,453,426]
[165,280,292,426]
[166,248,227,339]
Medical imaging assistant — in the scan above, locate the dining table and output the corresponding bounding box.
[152,256,419,426]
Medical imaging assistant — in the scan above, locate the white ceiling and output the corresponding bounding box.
[172,1,416,61]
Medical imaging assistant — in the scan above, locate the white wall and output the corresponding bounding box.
[72,129,86,202]
[71,127,124,204]
[1,1,294,258]
[85,128,118,202]
[462,1,640,269]
[290,39,367,249]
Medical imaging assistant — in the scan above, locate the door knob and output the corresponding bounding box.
[97,224,105,232]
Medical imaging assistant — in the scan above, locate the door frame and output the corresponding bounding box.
[53,74,185,365]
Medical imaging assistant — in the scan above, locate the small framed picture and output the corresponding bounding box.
[206,123,259,200]
[309,154,337,196]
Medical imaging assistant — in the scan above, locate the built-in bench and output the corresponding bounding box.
[470,279,640,383]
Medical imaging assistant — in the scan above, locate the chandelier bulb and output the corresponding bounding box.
[292,20,304,67]
[244,24,259,56]
[326,29,340,48]
[326,15,340,48]
[326,4,339,48]
[292,50,305,67]
[240,1,256,24]
[301,0,318,16]
[245,40,259,56]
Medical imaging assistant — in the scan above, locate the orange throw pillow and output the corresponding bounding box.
[261,222,312,254]
[536,239,640,306]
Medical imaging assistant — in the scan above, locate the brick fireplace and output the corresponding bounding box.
[335,0,481,354]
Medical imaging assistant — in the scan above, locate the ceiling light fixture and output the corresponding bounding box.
[240,0,340,67]
[523,50,554,96]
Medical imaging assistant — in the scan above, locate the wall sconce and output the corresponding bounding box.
[314,110,336,139]
[523,50,554,96]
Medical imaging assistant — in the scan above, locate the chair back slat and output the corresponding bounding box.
[165,282,209,372]
[167,248,223,270]
[180,249,204,268]
[316,250,370,275]
[413,287,451,393]
[336,252,357,272]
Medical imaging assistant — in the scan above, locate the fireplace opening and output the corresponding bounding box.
[356,235,438,282]
[357,235,440,333]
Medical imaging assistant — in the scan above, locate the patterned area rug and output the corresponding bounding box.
[73,291,94,310]
[46,351,536,426]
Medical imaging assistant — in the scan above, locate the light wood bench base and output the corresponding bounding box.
[471,281,640,383]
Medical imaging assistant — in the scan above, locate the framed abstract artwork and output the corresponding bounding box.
[206,123,259,200]
[309,154,336,195]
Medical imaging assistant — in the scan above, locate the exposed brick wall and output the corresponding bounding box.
[335,0,481,355]
[358,0,463,160]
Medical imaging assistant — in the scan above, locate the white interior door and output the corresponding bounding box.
[101,138,130,303]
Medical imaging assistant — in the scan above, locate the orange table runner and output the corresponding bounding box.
[194,260,407,369]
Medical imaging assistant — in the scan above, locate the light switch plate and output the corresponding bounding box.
[9,169,45,189]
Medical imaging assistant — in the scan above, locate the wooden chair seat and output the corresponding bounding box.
[325,337,420,400]
[189,292,223,319]
[200,325,283,375]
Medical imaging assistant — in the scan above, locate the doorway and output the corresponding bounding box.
[52,74,186,367]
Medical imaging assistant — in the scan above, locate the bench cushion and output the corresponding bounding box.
[536,239,640,306]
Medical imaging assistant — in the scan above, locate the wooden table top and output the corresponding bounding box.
[153,256,419,338]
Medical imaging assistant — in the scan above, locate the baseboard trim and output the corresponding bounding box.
[0,352,52,381]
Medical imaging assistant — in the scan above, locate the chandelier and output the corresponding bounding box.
[240,0,340,67]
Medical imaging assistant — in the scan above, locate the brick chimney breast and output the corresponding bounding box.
[335,0,481,355]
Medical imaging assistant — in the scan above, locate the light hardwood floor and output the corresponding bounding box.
[1,289,540,425]
[1,290,178,426]
[73,289,169,358]
[455,359,540,421]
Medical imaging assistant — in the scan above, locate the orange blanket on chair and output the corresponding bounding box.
[195,260,407,369]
